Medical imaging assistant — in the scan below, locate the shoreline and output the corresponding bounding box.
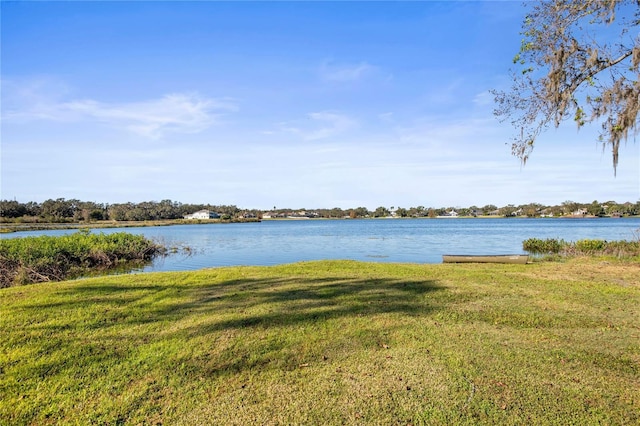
[0,218,260,233]
[1,215,636,233]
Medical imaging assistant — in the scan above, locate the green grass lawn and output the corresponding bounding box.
[1,259,638,425]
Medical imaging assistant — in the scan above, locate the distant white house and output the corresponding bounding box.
[437,210,459,218]
[184,210,220,220]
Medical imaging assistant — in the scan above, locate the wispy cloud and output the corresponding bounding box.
[422,78,465,106]
[395,116,503,150]
[65,94,235,139]
[378,112,395,123]
[319,60,377,82]
[278,111,357,141]
[473,90,494,107]
[2,79,236,139]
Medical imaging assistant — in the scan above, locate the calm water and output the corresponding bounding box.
[3,218,639,273]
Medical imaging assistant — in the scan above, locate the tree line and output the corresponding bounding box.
[0,199,243,222]
[1,198,639,223]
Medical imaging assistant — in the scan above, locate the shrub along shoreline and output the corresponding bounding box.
[0,230,165,287]
[523,237,640,259]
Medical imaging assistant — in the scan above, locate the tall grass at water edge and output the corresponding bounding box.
[0,230,164,287]
[523,235,640,259]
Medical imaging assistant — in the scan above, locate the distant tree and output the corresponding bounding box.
[492,0,639,173]
[481,204,498,215]
[214,205,240,218]
[561,200,583,215]
[352,207,370,218]
[125,207,151,221]
[154,199,181,219]
[24,201,41,217]
[410,205,426,217]
[620,201,636,215]
[520,202,544,217]
[0,200,27,218]
[395,207,408,217]
[41,198,76,221]
[108,203,131,221]
[457,207,471,217]
[587,200,606,216]
[88,209,105,221]
[499,204,518,217]
[324,208,341,218]
[73,201,105,221]
[547,205,564,217]
[373,206,390,217]
[606,202,625,215]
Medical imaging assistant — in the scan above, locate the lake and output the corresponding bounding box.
[3,218,639,273]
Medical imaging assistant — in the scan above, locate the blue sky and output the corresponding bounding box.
[2,1,638,210]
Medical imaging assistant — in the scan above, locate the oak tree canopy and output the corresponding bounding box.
[492,0,639,173]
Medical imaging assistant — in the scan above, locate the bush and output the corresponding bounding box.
[601,240,640,258]
[574,239,606,253]
[523,237,640,259]
[522,238,565,254]
[0,231,165,287]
